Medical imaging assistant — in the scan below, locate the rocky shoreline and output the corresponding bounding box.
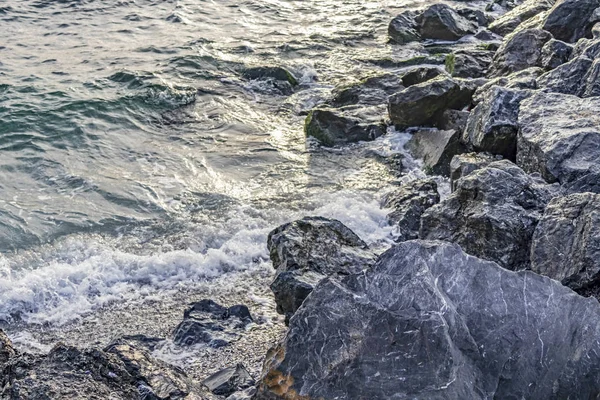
[5,0,600,398]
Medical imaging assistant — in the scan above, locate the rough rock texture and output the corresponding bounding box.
[463,86,530,159]
[420,160,555,270]
[416,4,479,41]
[531,192,600,290]
[473,67,542,104]
[541,39,573,70]
[517,91,600,193]
[256,240,600,400]
[536,56,594,95]
[388,11,421,44]
[445,49,494,78]
[0,329,16,364]
[267,217,376,323]
[449,152,500,191]
[401,66,445,87]
[435,109,470,135]
[388,77,474,127]
[329,73,404,107]
[407,129,466,176]
[173,299,253,347]
[304,105,386,146]
[202,364,255,396]
[489,0,554,36]
[542,0,600,43]
[382,179,440,242]
[488,28,553,78]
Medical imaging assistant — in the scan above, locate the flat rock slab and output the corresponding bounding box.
[256,240,600,400]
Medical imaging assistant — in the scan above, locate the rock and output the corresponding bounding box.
[541,39,573,69]
[382,179,440,242]
[488,28,553,78]
[173,299,253,347]
[463,86,531,159]
[434,109,470,134]
[400,66,445,87]
[457,7,493,27]
[517,91,600,193]
[241,66,298,86]
[420,160,555,270]
[104,338,195,399]
[0,329,16,364]
[256,240,600,400]
[304,106,386,146]
[407,128,466,176]
[329,73,404,107]
[416,4,479,41]
[388,77,474,128]
[388,11,421,44]
[445,49,494,78]
[267,216,376,323]
[542,0,600,43]
[202,364,254,396]
[473,67,542,104]
[536,55,593,95]
[226,387,257,400]
[489,0,554,36]
[449,152,500,191]
[531,193,600,290]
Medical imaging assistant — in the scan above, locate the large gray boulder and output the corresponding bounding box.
[329,73,404,107]
[407,128,466,176]
[420,160,555,270]
[416,4,479,41]
[445,49,494,78]
[449,152,500,191]
[542,0,600,43]
[473,67,542,104]
[388,77,474,128]
[256,240,600,400]
[541,39,573,70]
[488,28,553,78]
[517,91,600,193]
[463,86,531,159]
[536,56,594,95]
[267,217,376,323]
[388,10,421,44]
[489,0,555,36]
[531,192,600,290]
[382,179,440,242]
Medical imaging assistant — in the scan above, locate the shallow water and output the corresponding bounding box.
[0,0,462,330]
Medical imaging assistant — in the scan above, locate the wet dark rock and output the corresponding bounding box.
[173,299,253,347]
[400,66,445,87]
[517,91,600,193]
[388,11,421,44]
[536,56,593,95]
[304,106,386,146]
[541,39,573,70]
[420,160,555,270]
[388,77,474,128]
[241,66,298,86]
[226,387,257,400]
[434,108,470,134]
[416,4,479,41]
[256,240,600,400]
[488,28,553,78]
[474,28,503,41]
[0,329,16,364]
[542,0,600,43]
[449,152,500,191]
[329,73,404,107]
[267,216,376,323]
[531,192,600,291]
[382,179,440,242]
[473,67,542,103]
[489,0,554,36]
[457,7,493,27]
[202,364,254,396]
[463,86,531,159]
[407,128,466,176]
[445,49,494,78]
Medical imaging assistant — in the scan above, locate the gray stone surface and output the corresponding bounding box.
[541,39,573,70]
[256,240,600,400]
[473,67,542,104]
[329,73,404,107]
[420,160,555,270]
[536,56,594,95]
[416,4,478,41]
[489,0,554,36]
[449,152,500,191]
[517,91,600,193]
[445,49,494,78]
[202,364,254,396]
[531,192,600,290]
[388,10,421,44]
[542,0,600,43]
[407,128,466,176]
[488,28,553,78]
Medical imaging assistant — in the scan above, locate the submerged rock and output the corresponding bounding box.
[241,66,298,86]
[329,73,404,107]
[173,299,253,347]
[304,106,386,146]
[407,128,466,176]
[202,364,254,396]
[449,152,500,191]
[488,28,553,77]
[416,4,479,41]
[383,179,440,242]
[267,216,376,323]
[531,192,600,290]
[256,240,600,400]
[420,160,555,270]
[517,91,600,193]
